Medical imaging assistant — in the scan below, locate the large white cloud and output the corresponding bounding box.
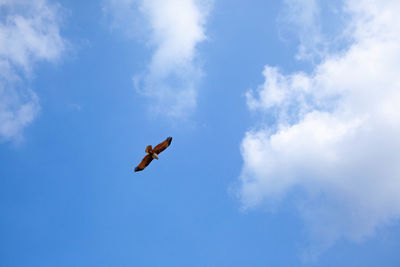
[239,0,400,256]
[0,0,67,141]
[103,0,211,117]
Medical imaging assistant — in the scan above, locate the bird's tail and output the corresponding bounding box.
[145,145,153,154]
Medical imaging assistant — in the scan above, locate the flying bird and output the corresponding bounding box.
[134,136,173,172]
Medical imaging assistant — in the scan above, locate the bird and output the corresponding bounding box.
[134,136,173,172]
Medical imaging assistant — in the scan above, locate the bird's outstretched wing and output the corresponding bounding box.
[153,136,173,154]
[134,154,153,172]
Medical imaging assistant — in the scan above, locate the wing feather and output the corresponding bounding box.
[153,136,172,154]
[134,154,153,172]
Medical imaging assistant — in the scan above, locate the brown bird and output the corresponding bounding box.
[134,136,173,172]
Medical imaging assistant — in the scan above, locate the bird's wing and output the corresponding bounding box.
[153,136,172,154]
[134,154,153,172]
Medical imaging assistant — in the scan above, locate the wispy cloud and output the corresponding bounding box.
[103,0,212,118]
[0,0,67,142]
[240,0,400,258]
[278,0,348,62]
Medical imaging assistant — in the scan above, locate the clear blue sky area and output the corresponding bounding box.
[1,1,400,266]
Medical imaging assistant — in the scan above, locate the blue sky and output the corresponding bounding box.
[1,0,400,266]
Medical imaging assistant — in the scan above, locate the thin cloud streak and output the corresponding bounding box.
[104,0,212,118]
[0,0,67,142]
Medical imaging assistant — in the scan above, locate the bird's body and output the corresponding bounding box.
[134,137,172,172]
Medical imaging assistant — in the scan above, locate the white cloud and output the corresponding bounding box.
[239,0,400,257]
[278,0,349,62]
[0,0,67,142]
[103,0,212,117]
[278,0,324,61]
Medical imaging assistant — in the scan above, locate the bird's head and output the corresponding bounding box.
[152,153,159,160]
